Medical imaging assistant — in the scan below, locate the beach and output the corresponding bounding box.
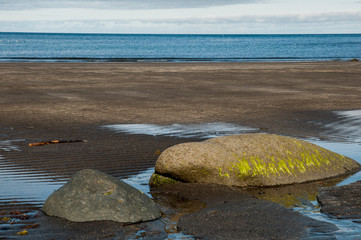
[1,61,361,239]
[2,62,361,135]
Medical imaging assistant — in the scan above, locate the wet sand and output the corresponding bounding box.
[1,61,361,239]
[1,61,361,137]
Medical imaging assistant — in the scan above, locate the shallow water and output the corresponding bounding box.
[1,111,361,239]
[0,139,66,208]
[322,110,361,144]
[104,122,259,139]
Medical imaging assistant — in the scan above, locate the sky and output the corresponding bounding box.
[0,0,360,34]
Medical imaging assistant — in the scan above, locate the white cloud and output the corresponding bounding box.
[1,10,360,34]
[0,0,360,33]
[0,0,264,10]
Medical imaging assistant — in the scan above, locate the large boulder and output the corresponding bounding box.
[150,134,360,187]
[43,169,161,223]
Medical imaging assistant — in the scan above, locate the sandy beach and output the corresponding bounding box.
[1,62,361,136]
[1,61,361,239]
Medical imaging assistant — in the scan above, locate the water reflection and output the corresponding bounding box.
[103,122,259,139]
[323,110,361,143]
[244,176,346,208]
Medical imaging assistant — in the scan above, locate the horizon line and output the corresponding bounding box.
[1,31,361,35]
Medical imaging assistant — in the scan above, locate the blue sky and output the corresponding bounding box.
[0,0,360,34]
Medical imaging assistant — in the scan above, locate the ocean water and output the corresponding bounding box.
[0,32,361,62]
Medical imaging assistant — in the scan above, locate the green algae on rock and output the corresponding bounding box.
[149,134,360,188]
[149,173,180,187]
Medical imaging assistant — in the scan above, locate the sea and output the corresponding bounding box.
[0,32,361,62]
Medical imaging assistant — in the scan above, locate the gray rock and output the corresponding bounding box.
[43,169,161,223]
[150,134,360,187]
[317,180,361,219]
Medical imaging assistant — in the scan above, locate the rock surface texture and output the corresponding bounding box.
[43,169,161,223]
[150,134,360,187]
[317,180,361,219]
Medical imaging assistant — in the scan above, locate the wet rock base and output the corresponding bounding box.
[318,180,361,220]
[153,183,338,240]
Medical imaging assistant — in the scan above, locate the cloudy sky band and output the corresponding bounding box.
[0,0,263,10]
[0,0,360,34]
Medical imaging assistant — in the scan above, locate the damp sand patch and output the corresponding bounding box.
[103,122,259,139]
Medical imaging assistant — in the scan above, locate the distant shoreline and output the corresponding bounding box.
[0,57,358,63]
[2,31,361,35]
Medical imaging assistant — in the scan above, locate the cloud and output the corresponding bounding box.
[1,0,360,34]
[1,10,360,34]
[0,0,264,10]
[69,10,361,26]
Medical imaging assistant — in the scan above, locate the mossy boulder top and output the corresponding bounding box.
[150,134,360,187]
[43,169,161,223]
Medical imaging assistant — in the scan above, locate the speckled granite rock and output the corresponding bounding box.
[43,169,161,223]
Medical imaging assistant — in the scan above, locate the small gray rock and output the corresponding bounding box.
[43,169,161,223]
